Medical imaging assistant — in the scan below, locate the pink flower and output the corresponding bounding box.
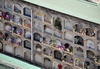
[89,46,91,48]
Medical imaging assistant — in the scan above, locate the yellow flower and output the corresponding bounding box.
[51,45,55,47]
[37,12,42,15]
[54,43,56,45]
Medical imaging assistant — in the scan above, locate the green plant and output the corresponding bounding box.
[69,47,73,52]
[54,18,62,30]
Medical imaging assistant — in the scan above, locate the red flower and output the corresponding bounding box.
[58,64,62,69]
[1,34,5,39]
[50,51,52,54]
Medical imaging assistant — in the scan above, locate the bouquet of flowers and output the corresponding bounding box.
[8,38,14,44]
[17,30,22,35]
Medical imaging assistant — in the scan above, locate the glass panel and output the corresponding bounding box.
[5,23,12,32]
[74,36,84,46]
[24,40,31,49]
[53,62,60,69]
[97,43,100,51]
[5,33,14,44]
[0,32,3,40]
[97,30,100,40]
[0,1,3,8]
[85,28,95,37]
[0,21,3,29]
[84,61,96,69]
[44,25,52,35]
[63,54,73,63]
[24,52,31,60]
[24,29,31,39]
[12,26,22,35]
[64,66,72,69]
[24,7,31,17]
[35,44,42,52]
[24,19,31,28]
[43,36,51,45]
[44,58,52,67]
[34,22,42,31]
[14,37,22,46]
[64,43,73,53]
[13,15,22,25]
[75,59,83,68]
[43,47,52,56]
[44,14,51,23]
[65,32,73,41]
[87,50,95,60]
[14,4,21,14]
[54,50,62,60]
[34,10,42,21]
[15,47,22,57]
[76,47,84,57]
[65,21,73,31]
[0,11,2,19]
[54,29,62,38]
[86,40,95,50]
[74,24,83,33]
[34,33,42,42]
[5,1,12,11]
[0,42,2,50]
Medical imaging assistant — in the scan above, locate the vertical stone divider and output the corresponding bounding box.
[21,35,24,58]
[2,20,5,52]
[41,10,44,34]
[94,30,98,56]
[72,32,76,55]
[52,17,55,37]
[62,20,65,40]
[2,21,5,49]
[12,45,15,56]
[21,3,24,58]
[31,9,34,62]
[42,24,44,34]
[84,36,87,59]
